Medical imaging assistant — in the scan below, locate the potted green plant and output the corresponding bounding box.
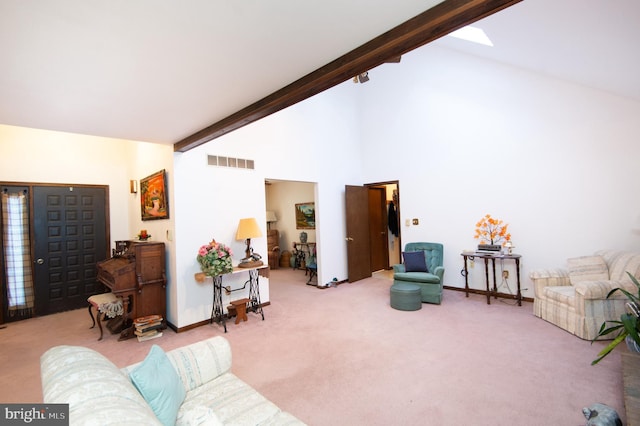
[591,272,640,365]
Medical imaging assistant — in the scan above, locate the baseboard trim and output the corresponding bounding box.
[170,301,272,333]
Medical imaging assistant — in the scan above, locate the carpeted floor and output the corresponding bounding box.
[0,268,625,425]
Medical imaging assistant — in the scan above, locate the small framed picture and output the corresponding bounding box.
[295,202,315,229]
[140,169,169,220]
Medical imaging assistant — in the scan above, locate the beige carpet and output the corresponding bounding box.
[0,268,625,425]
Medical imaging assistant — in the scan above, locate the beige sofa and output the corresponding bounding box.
[531,250,640,340]
[41,336,305,425]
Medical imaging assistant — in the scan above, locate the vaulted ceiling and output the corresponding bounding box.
[1,0,638,152]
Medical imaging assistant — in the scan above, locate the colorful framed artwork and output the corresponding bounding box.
[140,169,169,220]
[295,202,315,229]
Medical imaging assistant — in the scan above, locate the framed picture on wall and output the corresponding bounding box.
[140,169,169,220]
[295,202,315,229]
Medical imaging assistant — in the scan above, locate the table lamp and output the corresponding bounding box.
[236,217,263,267]
[504,241,514,255]
[266,211,277,230]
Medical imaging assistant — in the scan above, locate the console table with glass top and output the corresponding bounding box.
[460,252,522,306]
[210,265,268,332]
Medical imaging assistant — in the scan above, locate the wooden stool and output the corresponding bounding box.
[230,298,250,324]
[88,293,123,340]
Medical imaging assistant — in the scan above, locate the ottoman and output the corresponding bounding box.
[390,283,422,311]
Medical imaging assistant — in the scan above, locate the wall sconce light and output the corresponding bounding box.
[130,180,138,194]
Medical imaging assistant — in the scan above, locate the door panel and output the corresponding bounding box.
[345,185,371,282]
[33,186,108,315]
[368,187,388,272]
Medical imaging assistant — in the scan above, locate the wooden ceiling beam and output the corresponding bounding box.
[174,0,521,152]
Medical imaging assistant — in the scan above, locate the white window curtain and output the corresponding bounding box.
[1,191,34,315]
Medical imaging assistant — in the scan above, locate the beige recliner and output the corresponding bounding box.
[531,250,640,340]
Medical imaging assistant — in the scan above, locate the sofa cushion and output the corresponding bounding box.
[130,345,186,426]
[567,256,609,284]
[178,372,284,425]
[543,285,577,307]
[597,250,640,282]
[403,251,428,272]
[393,271,440,283]
[41,345,161,425]
[177,405,222,426]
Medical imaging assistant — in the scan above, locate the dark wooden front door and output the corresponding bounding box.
[33,185,109,315]
[345,185,371,282]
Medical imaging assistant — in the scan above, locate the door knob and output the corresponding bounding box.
[345,237,354,241]
[36,258,44,265]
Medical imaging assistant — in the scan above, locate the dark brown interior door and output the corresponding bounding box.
[345,185,371,282]
[33,185,109,315]
[368,187,389,272]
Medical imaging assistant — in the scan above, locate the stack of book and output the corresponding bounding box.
[133,314,164,342]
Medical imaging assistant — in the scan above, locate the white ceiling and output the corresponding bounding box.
[1,0,638,146]
[432,0,640,104]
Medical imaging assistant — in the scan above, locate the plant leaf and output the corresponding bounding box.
[592,333,627,365]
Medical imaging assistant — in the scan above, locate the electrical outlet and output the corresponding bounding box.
[412,218,419,225]
[502,270,509,279]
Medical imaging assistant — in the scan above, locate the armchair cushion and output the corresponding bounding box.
[402,251,428,272]
[393,271,440,284]
[567,255,609,284]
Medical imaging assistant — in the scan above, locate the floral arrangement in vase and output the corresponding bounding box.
[137,230,151,241]
[474,214,511,246]
[197,239,233,277]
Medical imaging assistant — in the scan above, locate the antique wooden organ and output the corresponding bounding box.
[96,241,166,339]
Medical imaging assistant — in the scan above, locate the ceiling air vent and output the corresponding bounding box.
[207,155,254,170]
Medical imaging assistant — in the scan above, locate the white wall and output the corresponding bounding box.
[172,84,362,327]
[357,46,640,295]
[128,143,176,324]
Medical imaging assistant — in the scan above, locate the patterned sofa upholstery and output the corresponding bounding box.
[531,250,640,340]
[41,336,305,425]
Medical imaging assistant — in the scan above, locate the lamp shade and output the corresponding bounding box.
[236,218,263,240]
[266,211,277,223]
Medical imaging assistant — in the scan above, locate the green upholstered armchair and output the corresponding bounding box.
[393,242,445,304]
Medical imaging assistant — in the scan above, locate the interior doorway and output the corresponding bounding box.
[264,179,317,276]
[345,181,400,282]
[366,181,400,271]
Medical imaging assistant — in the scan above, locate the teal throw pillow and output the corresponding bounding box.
[403,251,428,272]
[130,345,186,426]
